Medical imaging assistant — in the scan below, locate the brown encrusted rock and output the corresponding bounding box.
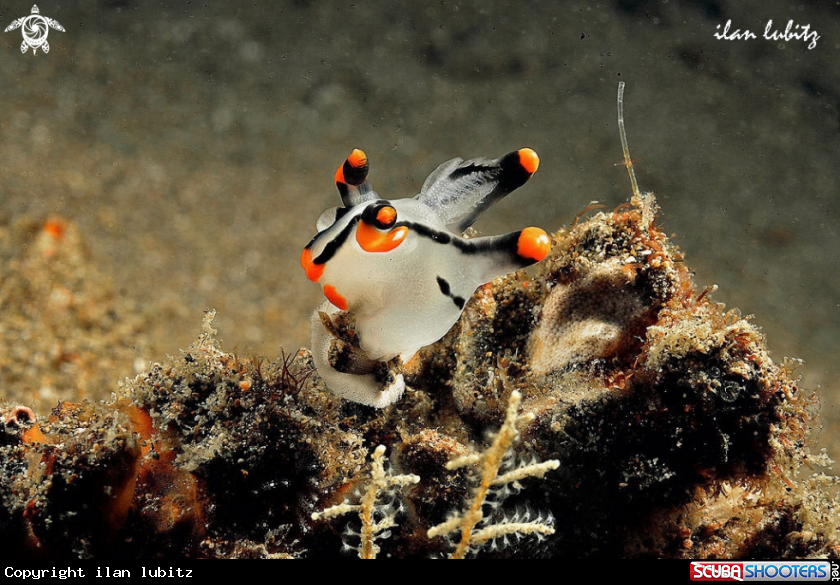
[398,429,471,530]
[0,400,145,558]
[0,194,832,558]
[0,312,369,558]
[116,312,366,555]
[430,193,822,557]
[529,194,680,380]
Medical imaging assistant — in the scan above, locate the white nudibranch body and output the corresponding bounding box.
[302,148,551,407]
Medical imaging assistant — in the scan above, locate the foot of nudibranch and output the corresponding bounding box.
[310,302,406,408]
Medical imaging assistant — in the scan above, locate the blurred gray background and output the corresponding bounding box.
[0,0,837,452]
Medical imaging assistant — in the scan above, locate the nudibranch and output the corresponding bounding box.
[302,148,551,407]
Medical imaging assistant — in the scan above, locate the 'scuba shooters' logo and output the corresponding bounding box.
[691,561,834,582]
[5,5,65,55]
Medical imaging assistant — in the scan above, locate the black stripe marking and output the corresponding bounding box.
[408,221,528,268]
[310,213,536,270]
[407,222,451,245]
[436,276,450,296]
[334,207,351,222]
[313,216,361,265]
[437,276,466,310]
[449,162,497,180]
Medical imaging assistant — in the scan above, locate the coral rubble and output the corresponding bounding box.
[0,194,835,558]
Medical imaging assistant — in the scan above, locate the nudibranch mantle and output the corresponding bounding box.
[302,148,551,408]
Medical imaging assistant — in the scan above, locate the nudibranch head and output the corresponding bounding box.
[303,148,550,407]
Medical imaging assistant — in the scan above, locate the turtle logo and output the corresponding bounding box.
[5,5,65,55]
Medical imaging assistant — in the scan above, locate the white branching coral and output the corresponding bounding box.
[311,444,419,559]
[428,390,559,558]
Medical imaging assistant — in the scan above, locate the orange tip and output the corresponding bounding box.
[518,148,540,175]
[376,205,397,227]
[348,149,368,169]
[517,227,551,261]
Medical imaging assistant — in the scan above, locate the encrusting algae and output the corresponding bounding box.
[0,186,836,558]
